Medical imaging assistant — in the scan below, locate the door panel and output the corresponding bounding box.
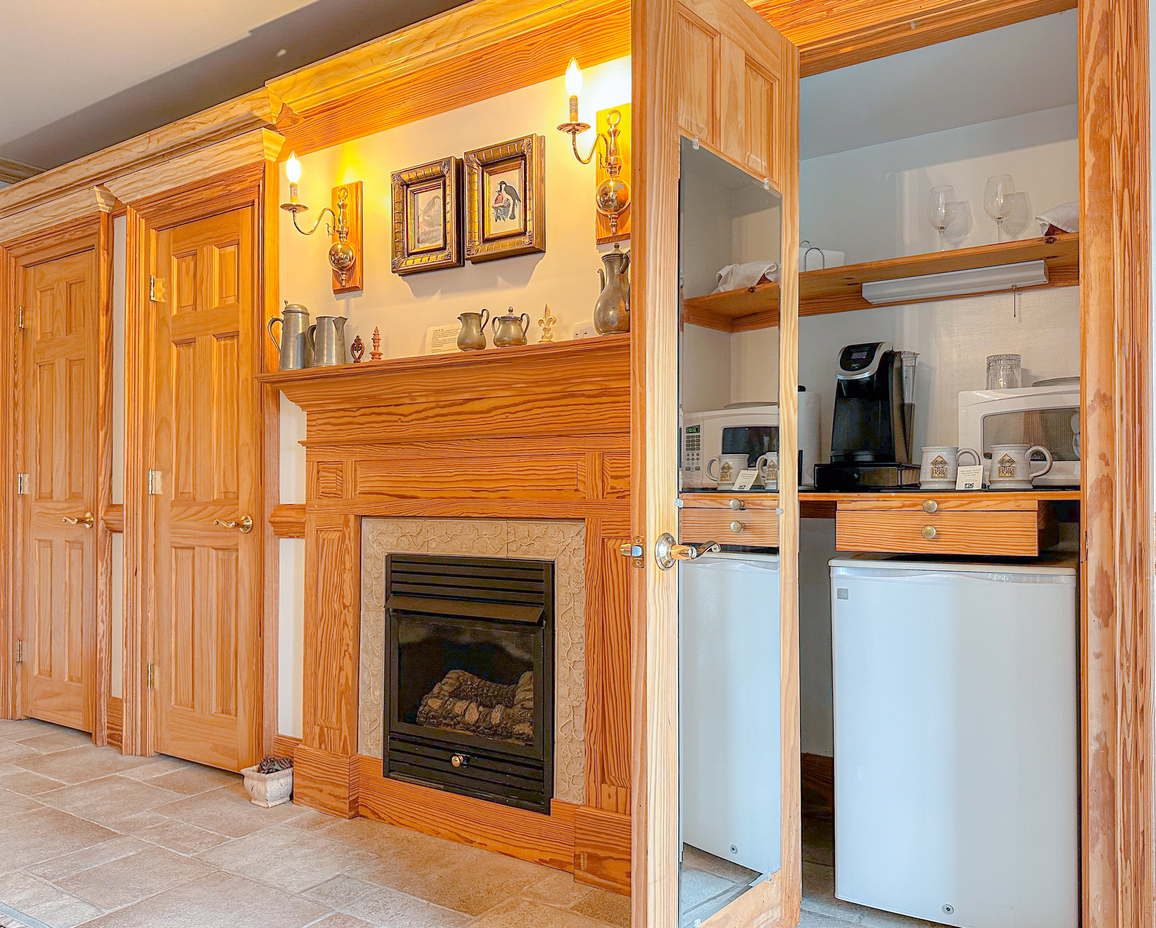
[20,248,99,732]
[151,206,260,771]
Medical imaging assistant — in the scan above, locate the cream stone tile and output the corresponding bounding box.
[301,873,378,907]
[572,888,631,927]
[154,784,302,838]
[285,807,345,833]
[0,787,46,816]
[519,870,595,908]
[78,872,329,928]
[306,915,374,928]
[0,807,118,870]
[28,835,149,881]
[0,770,68,795]
[424,519,507,557]
[16,729,94,754]
[16,745,152,784]
[36,775,183,829]
[357,607,385,759]
[0,719,59,739]
[0,740,43,764]
[144,765,240,796]
[118,757,192,781]
[112,809,172,833]
[56,844,215,911]
[0,871,102,928]
[197,824,380,894]
[136,819,230,856]
[469,897,609,928]
[342,884,468,928]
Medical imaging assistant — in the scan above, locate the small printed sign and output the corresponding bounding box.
[731,469,760,492]
[956,465,984,491]
[425,324,461,355]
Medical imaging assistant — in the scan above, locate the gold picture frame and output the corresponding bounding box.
[391,157,463,275]
[464,135,546,263]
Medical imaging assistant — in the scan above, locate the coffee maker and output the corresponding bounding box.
[814,342,920,490]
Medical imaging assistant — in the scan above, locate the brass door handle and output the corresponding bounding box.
[214,515,254,534]
[655,533,721,570]
[61,511,95,529]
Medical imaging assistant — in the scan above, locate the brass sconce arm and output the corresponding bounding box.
[558,106,625,176]
[280,186,358,289]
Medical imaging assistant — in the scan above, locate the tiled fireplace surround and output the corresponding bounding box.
[357,518,587,805]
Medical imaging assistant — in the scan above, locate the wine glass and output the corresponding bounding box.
[926,185,955,251]
[984,174,1016,242]
[943,200,972,248]
[999,191,1031,241]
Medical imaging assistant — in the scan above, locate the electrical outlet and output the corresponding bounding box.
[572,320,597,339]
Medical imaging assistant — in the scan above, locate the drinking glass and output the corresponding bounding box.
[984,174,1016,242]
[987,354,1022,389]
[999,192,1031,240]
[926,185,955,251]
[943,200,972,248]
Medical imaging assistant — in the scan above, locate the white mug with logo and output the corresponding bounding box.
[919,445,981,490]
[988,443,1053,489]
[755,452,779,490]
[705,453,748,489]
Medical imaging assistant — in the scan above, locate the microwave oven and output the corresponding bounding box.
[681,392,820,490]
[957,384,1080,488]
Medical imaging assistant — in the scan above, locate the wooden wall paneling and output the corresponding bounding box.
[752,0,1075,76]
[292,743,359,818]
[0,242,13,718]
[273,0,630,158]
[302,511,361,756]
[272,733,302,758]
[270,503,307,538]
[93,206,114,747]
[632,0,681,925]
[106,696,124,751]
[261,159,281,758]
[1079,0,1153,923]
[574,804,632,893]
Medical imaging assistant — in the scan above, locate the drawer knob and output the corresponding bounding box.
[730,521,745,533]
[729,499,745,511]
[922,499,938,514]
[921,525,938,540]
[451,753,467,768]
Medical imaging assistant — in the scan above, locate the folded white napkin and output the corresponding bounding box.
[713,261,780,294]
[1036,201,1078,234]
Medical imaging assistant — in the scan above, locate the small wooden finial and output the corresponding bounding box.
[351,335,365,363]
[370,327,383,361]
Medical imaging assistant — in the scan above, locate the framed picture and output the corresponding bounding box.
[464,135,546,263]
[391,157,463,275]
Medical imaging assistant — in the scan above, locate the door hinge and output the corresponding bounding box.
[17,306,25,330]
[147,470,162,496]
[16,473,28,495]
[149,276,156,301]
[147,663,156,690]
[14,641,23,663]
[149,276,167,302]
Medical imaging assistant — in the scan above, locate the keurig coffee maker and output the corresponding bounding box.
[814,342,920,491]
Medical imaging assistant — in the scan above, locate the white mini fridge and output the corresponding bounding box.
[680,553,781,876]
[830,555,1078,928]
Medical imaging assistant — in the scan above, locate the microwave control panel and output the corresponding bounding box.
[684,425,702,472]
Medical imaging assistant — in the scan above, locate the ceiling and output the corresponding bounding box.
[0,0,471,175]
[800,10,1078,159]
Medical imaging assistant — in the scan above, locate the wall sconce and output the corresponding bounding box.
[281,152,364,294]
[556,59,631,241]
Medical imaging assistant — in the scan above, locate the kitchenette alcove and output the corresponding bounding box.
[258,333,633,894]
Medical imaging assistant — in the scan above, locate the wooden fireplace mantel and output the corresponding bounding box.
[262,333,634,893]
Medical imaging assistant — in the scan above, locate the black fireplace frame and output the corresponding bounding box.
[383,554,555,814]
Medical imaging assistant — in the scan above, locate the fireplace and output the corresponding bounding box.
[384,554,555,813]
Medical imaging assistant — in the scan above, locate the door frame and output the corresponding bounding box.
[0,212,114,743]
[122,163,273,760]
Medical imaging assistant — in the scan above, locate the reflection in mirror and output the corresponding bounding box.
[677,138,783,926]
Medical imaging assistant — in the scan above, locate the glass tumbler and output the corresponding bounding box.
[987,354,1022,389]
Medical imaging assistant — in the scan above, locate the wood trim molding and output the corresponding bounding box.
[0,244,12,718]
[272,733,302,758]
[106,697,124,751]
[1079,0,1153,923]
[270,503,306,538]
[0,158,42,185]
[0,186,113,246]
[93,210,114,748]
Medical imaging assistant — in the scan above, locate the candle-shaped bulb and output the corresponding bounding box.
[285,152,302,184]
[565,58,583,98]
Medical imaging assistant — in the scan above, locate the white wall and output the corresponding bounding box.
[276,57,632,736]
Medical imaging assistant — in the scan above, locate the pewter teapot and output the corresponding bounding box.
[457,309,489,351]
[268,301,313,370]
[307,315,348,367]
[594,245,631,335]
[491,310,530,348]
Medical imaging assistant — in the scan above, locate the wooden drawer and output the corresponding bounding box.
[836,508,1052,557]
[681,507,779,546]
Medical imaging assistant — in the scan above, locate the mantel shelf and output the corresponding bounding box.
[681,232,1080,333]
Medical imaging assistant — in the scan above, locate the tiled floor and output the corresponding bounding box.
[0,720,630,928]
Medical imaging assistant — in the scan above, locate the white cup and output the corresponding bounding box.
[919,445,981,490]
[988,443,1053,489]
[755,452,779,490]
[705,453,748,489]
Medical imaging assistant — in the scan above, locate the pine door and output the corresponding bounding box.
[150,206,261,771]
[19,247,99,732]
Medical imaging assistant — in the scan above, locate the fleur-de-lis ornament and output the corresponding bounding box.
[537,305,557,343]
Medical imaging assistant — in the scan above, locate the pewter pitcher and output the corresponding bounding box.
[307,315,348,366]
[593,246,630,335]
[457,309,489,351]
[268,302,313,370]
[491,310,530,347]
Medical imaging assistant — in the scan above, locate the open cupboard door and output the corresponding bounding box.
[632,0,800,926]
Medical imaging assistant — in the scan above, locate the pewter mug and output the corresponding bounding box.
[593,246,631,335]
[307,315,348,367]
[491,311,530,347]
[457,309,489,351]
[267,302,313,370]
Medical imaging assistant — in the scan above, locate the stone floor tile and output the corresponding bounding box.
[572,889,630,927]
[109,809,171,833]
[28,836,149,882]
[468,898,609,928]
[285,807,344,833]
[304,916,374,928]
[16,746,151,785]
[342,884,468,928]
[77,872,329,928]
[519,870,595,908]
[0,719,59,739]
[801,862,937,928]
[15,730,94,755]
[135,819,230,856]
[117,758,191,781]
[56,844,216,911]
[197,824,381,894]
[0,741,43,764]
[36,776,183,829]
[301,874,379,908]
[0,770,68,795]
[143,765,239,797]
[0,808,117,870]
[0,787,45,816]
[0,871,102,928]
[154,783,301,838]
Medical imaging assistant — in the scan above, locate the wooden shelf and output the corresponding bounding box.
[682,233,1080,333]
